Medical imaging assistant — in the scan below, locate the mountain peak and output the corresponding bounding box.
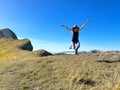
[0,28,18,39]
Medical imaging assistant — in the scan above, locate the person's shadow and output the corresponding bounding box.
[96,60,120,63]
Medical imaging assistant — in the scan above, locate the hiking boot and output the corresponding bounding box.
[75,49,78,55]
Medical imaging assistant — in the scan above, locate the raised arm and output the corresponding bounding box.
[61,24,72,31]
[79,20,89,31]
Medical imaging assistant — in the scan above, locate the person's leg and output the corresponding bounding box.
[69,42,72,49]
[74,42,80,55]
[69,45,72,49]
[72,42,75,49]
[75,49,78,54]
[76,42,80,50]
[69,42,75,49]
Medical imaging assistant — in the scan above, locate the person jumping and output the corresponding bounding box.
[61,20,89,54]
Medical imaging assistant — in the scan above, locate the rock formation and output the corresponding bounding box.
[32,49,52,56]
[18,39,33,51]
[0,28,18,39]
[0,28,33,51]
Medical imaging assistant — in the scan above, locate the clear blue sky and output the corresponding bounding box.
[0,0,120,52]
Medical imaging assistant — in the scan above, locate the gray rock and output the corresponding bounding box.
[91,50,100,53]
[0,28,18,39]
[18,39,33,51]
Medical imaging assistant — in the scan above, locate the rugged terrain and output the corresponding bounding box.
[0,38,120,90]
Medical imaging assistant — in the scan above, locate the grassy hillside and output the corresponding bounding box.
[0,38,120,90]
[0,38,32,61]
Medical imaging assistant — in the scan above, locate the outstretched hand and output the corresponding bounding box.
[86,19,90,23]
[61,24,65,27]
[61,24,71,31]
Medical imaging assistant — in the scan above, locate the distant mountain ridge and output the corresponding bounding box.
[55,50,120,55]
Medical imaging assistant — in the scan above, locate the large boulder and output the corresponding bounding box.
[18,39,33,51]
[0,28,18,39]
[32,49,52,56]
[90,50,101,53]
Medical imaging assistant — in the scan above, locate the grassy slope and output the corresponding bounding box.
[0,38,33,62]
[0,38,120,90]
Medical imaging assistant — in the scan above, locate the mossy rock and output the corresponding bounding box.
[32,49,52,57]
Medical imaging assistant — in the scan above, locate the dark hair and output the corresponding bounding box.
[72,25,79,30]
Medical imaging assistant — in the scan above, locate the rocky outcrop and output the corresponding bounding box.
[0,28,18,39]
[0,28,33,51]
[90,50,101,53]
[18,39,33,51]
[32,49,52,56]
[0,38,33,51]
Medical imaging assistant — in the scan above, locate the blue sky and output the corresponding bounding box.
[0,0,120,52]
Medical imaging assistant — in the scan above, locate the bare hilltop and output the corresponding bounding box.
[0,29,120,90]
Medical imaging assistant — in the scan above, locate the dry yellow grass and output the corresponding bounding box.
[0,38,120,90]
[0,38,33,62]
